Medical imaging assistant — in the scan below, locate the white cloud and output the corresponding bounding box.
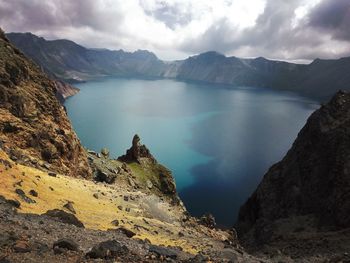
[0,0,349,61]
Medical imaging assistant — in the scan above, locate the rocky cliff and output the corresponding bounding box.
[54,80,79,103]
[53,79,80,103]
[0,28,91,178]
[236,90,350,260]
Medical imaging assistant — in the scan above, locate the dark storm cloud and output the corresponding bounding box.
[308,0,350,40]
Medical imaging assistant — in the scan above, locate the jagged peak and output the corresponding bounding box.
[118,134,156,164]
[253,56,268,62]
[131,49,158,60]
[196,51,226,59]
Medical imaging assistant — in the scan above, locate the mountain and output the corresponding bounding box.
[0,28,262,262]
[174,53,350,100]
[7,32,350,101]
[236,90,350,260]
[6,32,165,82]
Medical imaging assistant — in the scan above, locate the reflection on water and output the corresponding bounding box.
[65,77,318,227]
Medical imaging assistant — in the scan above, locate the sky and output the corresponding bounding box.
[0,0,349,62]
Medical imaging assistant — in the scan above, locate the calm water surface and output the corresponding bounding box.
[65,78,318,226]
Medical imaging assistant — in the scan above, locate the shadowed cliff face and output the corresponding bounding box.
[0,28,91,178]
[236,90,350,244]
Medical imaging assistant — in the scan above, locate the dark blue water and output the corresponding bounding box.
[65,78,319,227]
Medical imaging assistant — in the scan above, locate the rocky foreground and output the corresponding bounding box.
[0,144,263,262]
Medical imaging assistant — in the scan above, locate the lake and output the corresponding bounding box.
[65,77,319,227]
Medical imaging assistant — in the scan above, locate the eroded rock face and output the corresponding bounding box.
[236,90,350,244]
[0,28,91,178]
[53,80,79,102]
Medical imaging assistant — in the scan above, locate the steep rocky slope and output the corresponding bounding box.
[0,28,90,178]
[236,90,350,261]
[7,32,350,101]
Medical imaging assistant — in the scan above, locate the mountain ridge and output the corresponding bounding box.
[6,31,350,101]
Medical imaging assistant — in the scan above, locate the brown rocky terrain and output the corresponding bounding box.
[0,28,90,178]
[236,90,350,261]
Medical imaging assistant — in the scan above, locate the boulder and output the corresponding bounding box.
[44,209,84,228]
[15,189,35,204]
[63,201,76,214]
[199,213,216,229]
[0,195,20,208]
[94,168,116,184]
[128,177,136,188]
[86,240,128,259]
[111,219,119,226]
[53,238,79,254]
[13,240,31,253]
[146,180,153,189]
[101,148,109,158]
[116,227,136,238]
[148,245,179,260]
[29,189,38,197]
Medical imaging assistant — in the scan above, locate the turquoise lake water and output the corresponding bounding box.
[65,78,319,226]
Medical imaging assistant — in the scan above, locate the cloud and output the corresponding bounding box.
[308,0,350,40]
[0,0,349,61]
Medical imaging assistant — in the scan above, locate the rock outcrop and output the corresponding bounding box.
[236,91,350,246]
[118,134,156,164]
[118,135,177,199]
[0,28,91,178]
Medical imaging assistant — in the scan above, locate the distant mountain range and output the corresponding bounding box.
[7,32,350,101]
